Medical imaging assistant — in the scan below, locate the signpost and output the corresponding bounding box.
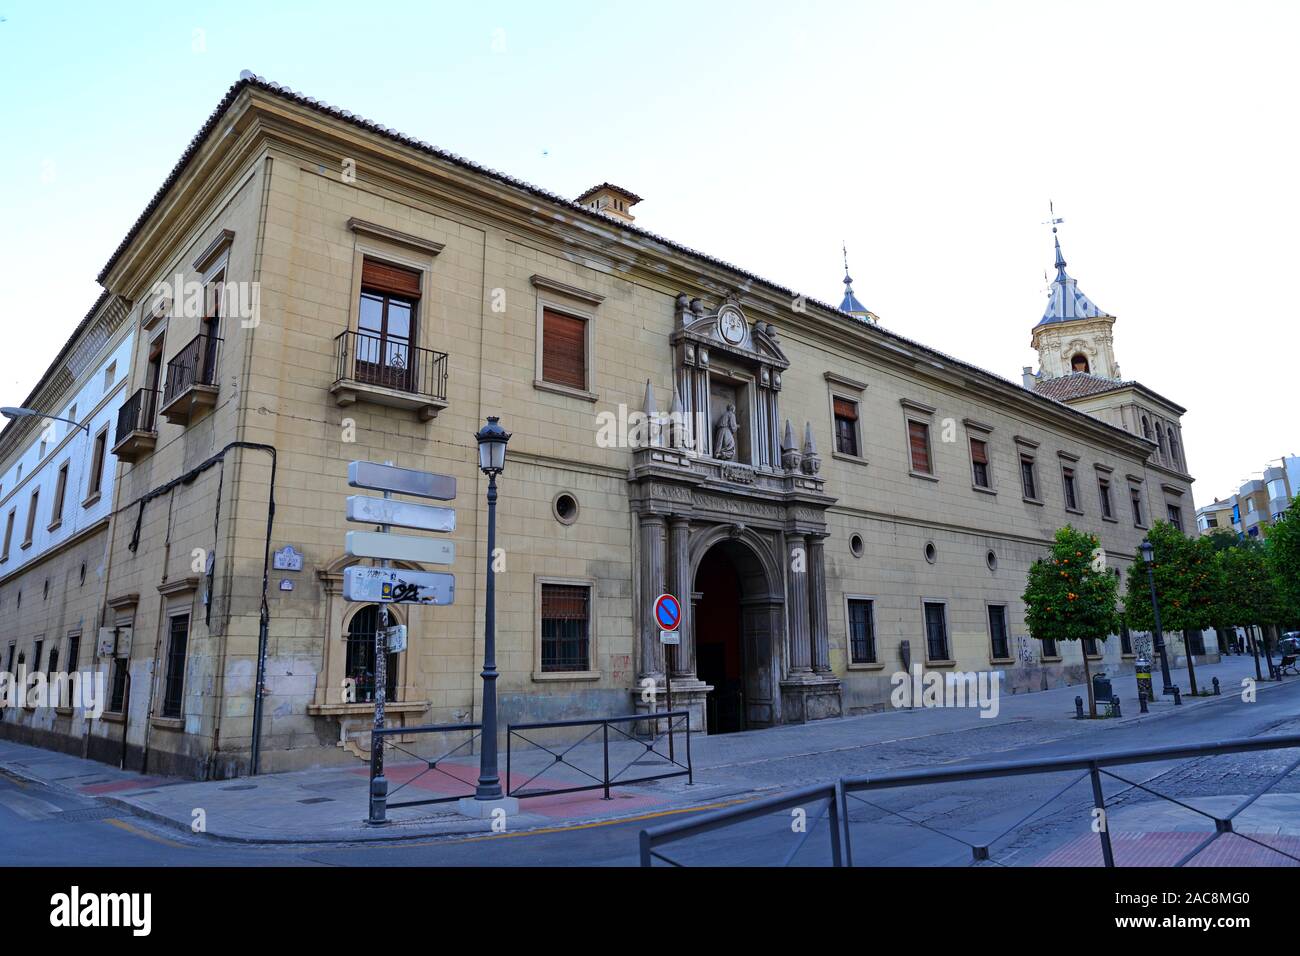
[345,459,457,826]
[653,593,682,759]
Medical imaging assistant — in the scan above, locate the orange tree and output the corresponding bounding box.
[1023,526,1119,717]
[1265,497,1300,625]
[1123,521,1216,695]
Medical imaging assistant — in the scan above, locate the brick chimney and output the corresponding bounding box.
[576,183,641,222]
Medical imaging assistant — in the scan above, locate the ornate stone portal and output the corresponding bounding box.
[628,294,842,734]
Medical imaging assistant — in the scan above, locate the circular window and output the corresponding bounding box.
[553,492,579,525]
[986,550,998,571]
[849,534,864,558]
[924,541,938,564]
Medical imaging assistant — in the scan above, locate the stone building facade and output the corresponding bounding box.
[0,74,1199,777]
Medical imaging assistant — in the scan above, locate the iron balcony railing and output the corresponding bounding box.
[114,388,160,444]
[334,329,448,402]
[640,732,1300,867]
[163,332,221,406]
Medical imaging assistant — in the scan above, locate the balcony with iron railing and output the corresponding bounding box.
[159,333,221,425]
[331,329,448,421]
[112,387,160,462]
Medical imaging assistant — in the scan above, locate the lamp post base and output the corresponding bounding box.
[457,796,520,819]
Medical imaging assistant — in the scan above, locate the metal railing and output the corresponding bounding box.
[163,332,221,405]
[334,329,448,402]
[368,721,482,823]
[114,388,160,444]
[639,732,1300,867]
[507,711,692,801]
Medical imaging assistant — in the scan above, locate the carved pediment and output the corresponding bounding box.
[674,294,790,370]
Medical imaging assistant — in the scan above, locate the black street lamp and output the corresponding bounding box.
[1,406,89,434]
[1140,540,1177,697]
[472,416,511,802]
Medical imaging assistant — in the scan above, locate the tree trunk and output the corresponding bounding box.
[1082,644,1096,718]
[1185,631,1199,696]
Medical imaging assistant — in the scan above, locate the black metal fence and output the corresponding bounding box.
[640,732,1300,867]
[368,721,482,820]
[115,387,160,444]
[163,332,221,405]
[334,329,448,402]
[507,711,692,801]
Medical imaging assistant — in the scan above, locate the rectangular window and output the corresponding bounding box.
[1205,515,1218,528]
[21,489,38,547]
[833,397,859,457]
[109,657,128,713]
[541,583,591,672]
[1098,478,1113,519]
[1041,637,1058,658]
[1062,467,1079,511]
[908,420,932,474]
[1131,488,1145,527]
[988,605,1010,660]
[1167,504,1183,531]
[87,429,108,498]
[1185,629,1205,656]
[103,362,116,393]
[50,462,69,527]
[923,601,950,661]
[1119,622,1132,656]
[162,614,190,719]
[970,438,990,489]
[1083,637,1100,657]
[356,259,420,392]
[847,599,876,664]
[1020,455,1038,500]
[66,633,81,672]
[1,509,14,561]
[541,308,588,391]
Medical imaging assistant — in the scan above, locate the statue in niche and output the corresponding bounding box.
[714,403,740,461]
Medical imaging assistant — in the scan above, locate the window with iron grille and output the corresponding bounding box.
[1119,622,1132,655]
[31,639,43,675]
[923,601,949,661]
[541,583,591,672]
[109,657,128,713]
[988,604,1010,660]
[1083,637,1100,657]
[833,397,859,457]
[162,614,190,719]
[1185,629,1205,656]
[1041,637,1058,658]
[1020,455,1038,500]
[847,598,875,664]
[970,438,990,488]
[345,605,399,703]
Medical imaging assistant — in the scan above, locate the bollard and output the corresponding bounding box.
[1111,695,1122,718]
[1138,691,1148,714]
[1173,687,1182,706]
[1212,677,1221,696]
[1075,695,1084,719]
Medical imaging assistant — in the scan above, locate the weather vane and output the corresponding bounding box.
[1044,200,1064,234]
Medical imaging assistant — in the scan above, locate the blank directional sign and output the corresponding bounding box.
[347,495,456,532]
[348,461,456,500]
[344,567,455,605]
[346,531,455,565]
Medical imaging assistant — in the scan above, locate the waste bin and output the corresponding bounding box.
[1134,655,1154,701]
[1092,672,1113,703]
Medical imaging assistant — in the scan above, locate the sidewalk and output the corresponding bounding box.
[0,654,1277,845]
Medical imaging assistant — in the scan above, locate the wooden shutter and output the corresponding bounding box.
[832,397,858,421]
[970,438,988,465]
[542,309,587,390]
[361,258,421,298]
[908,421,930,472]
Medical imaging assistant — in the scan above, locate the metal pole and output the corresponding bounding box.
[602,721,610,800]
[474,472,503,800]
[1146,561,1175,695]
[1089,762,1115,867]
[367,473,394,825]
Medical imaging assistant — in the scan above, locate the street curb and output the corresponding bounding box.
[91,784,772,847]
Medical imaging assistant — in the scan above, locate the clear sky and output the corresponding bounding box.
[0,0,1294,501]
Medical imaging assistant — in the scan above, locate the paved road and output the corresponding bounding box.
[3,678,1297,866]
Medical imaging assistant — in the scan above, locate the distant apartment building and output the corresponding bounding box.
[1197,455,1298,536]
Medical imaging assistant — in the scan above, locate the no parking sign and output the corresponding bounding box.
[654,593,681,644]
